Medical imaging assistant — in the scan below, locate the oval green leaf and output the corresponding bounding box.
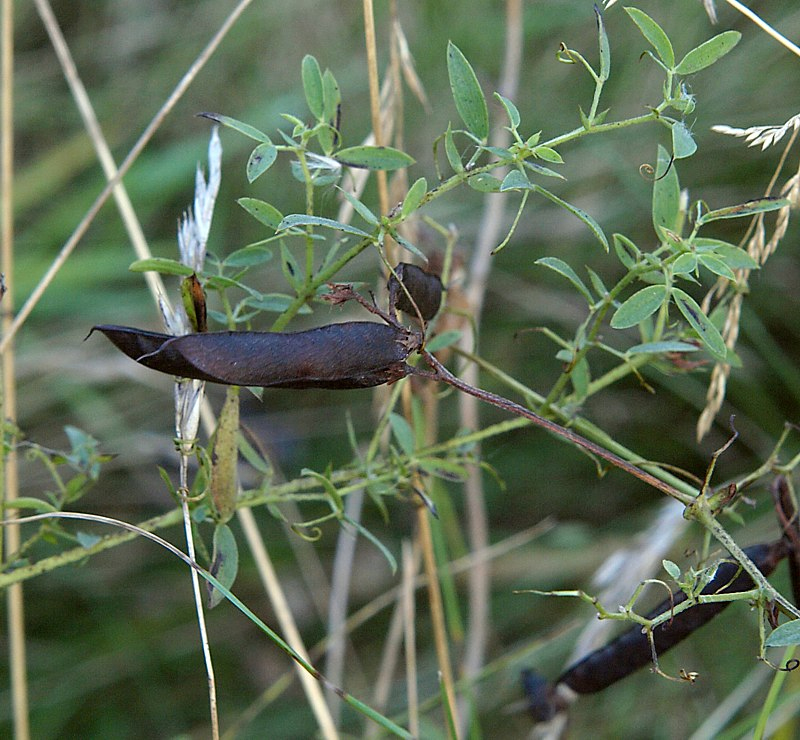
[467,173,502,192]
[671,287,727,360]
[695,240,758,270]
[672,121,697,160]
[624,7,675,68]
[197,112,271,144]
[129,257,194,276]
[238,197,283,230]
[246,141,278,183]
[627,340,699,355]
[596,6,611,81]
[447,41,489,140]
[500,169,531,191]
[698,254,736,281]
[444,125,464,173]
[389,412,415,458]
[334,145,414,171]
[321,68,341,123]
[766,620,800,647]
[337,187,379,226]
[652,144,680,239]
[401,177,428,219]
[675,31,740,75]
[494,92,520,129]
[672,252,697,275]
[207,523,239,608]
[424,330,462,353]
[697,197,789,226]
[534,146,564,164]
[224,245,273,268]
[613,233,641,269]
[610,284,668,329]
[278,214,372,238]
[301,54,324,119]
[535,257,592,304]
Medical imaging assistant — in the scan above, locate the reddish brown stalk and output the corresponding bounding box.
[421,351,693,505]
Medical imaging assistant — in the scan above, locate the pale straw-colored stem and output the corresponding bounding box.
[1,0,29,736]
[722,0,800,58]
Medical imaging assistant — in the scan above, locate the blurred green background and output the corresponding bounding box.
[6,0,800,737]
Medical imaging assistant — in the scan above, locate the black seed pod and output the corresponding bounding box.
[388,263,443,321]
[91,321,420,389]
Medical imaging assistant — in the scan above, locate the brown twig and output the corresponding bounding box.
[422,351,694,505]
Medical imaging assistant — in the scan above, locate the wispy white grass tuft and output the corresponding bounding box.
[178,126,221,273]
[712,114,800,150]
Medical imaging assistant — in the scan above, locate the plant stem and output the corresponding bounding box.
[424,351,694,505]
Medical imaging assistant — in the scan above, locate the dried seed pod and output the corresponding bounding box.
[91,321,421,389]
[772,475,800,606]
[388,263,443,321]
[556,541,786,695]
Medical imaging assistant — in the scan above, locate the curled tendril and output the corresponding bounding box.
[290,524,323,542]
[639,155,675,182]
[556,42,577,64]
[780,659,800,673]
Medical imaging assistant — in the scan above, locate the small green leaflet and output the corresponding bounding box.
[334,145,414,171]
[207,523,239,609]
[337,187,379,226]
[610,284,668,329]
[389,412,415,457]
[129,257,194,276]
[697,197,789,226]
[624,7,675,68]
[494,92,520,129]
[447,41,489,140]
[246,142,278,183]
[535,257,593,305]
[675,31,741,75]
[197,112,271,143]
[401,177,427,219]
[652,144,681,239]
[766,620,800,647]
[627,340,699,355]
[671,288,727,360]
[301,54,325,119]
[672,121,697,160]
[223,245,272,268]
[595,5,611,82]
[278,214,372,238]
[238,197,283,230]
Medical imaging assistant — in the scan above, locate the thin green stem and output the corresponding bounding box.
[685,497,800,619]
[269,237,375,331]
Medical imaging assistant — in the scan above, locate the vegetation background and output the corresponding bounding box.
[4,0,800,737]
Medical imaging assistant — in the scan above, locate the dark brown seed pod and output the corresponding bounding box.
[521,669,561,722]
[388,263,443,321]
[772,475,800,606]
[90,321,421,389]
[557,541,787,695]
